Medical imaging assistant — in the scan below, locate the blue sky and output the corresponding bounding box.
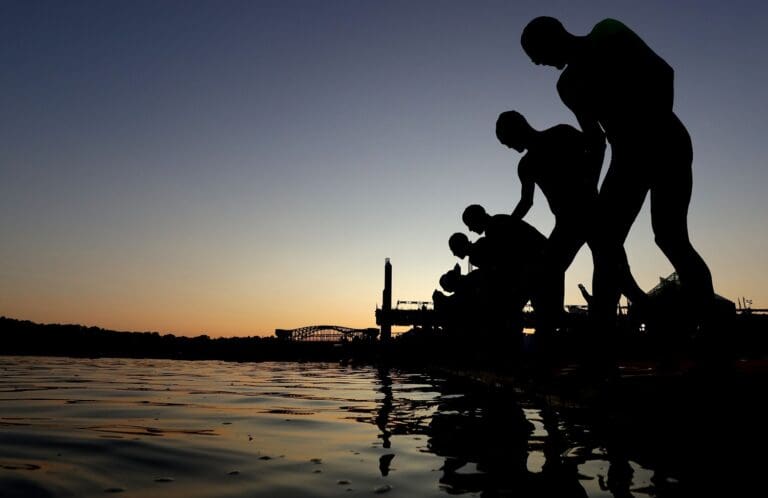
[1,0,767,335]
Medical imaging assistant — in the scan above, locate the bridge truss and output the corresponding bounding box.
[275,325,379,342]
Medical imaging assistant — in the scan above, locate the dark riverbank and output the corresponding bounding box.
[0,314,768,370]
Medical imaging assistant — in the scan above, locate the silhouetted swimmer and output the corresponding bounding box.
[461,205,546,254]
[447,233,500,308]
[438,243,499,337]
[439,264,463,293]
[435,263,488,311]
[462,204,487,234]
[463,203,546,249]
[457,207,549,345]
[494,112,599,222]
[433,269,488,336]
[494,111,646,328]
[433,264,470,316]
[449,232,491,269]
[458,207,547,292]
[449,232,471,259]
[432,288,452,315]
[521,17,714,324]
[445,228,530,342]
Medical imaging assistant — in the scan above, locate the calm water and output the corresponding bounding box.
[0,356,661,497]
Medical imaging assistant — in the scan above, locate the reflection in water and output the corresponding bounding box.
[375,365,395,476]
[430,389,530,495]
[375,366,393,450]
[0,356,735,497]
[427,386,593,497]
[367,365,641,497]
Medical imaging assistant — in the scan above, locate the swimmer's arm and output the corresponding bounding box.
[577,115,606,169]
[511,160,534,219]
[568,107,606,182]
[583,126,606,187]
[557,73,606,171]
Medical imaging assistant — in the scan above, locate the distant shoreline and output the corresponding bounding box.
[0,316,376,363]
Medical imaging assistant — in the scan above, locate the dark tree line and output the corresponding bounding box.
[0,316,361,362]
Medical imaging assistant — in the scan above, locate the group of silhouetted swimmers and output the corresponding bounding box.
[431,17,717,359]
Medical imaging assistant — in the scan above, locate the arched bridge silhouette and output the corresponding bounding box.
[275,325,379,342]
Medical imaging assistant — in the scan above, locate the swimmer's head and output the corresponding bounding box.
[448,232,470,259]
[439,269,461,293]
[521,16,571,69]
[462,204,488,235]
[496,111,532,152]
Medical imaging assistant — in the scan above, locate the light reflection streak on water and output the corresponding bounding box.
[0,356,661,497]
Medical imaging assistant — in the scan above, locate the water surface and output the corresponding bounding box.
[0,356,662,497]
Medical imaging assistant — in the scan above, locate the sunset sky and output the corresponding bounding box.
[1,0,767,336]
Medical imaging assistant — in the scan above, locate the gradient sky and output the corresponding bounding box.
[1,0,767,336]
